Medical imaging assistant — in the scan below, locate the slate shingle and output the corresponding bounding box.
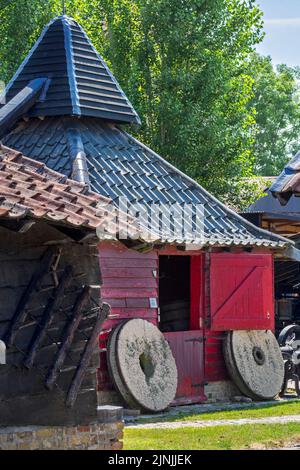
[3,116,289,249]
[0,143,152,242]
[2,16,140,125]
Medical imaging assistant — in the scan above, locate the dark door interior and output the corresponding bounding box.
[159,254,206,404]
[159,255,191,332]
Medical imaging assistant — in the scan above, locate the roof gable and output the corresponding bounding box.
[3,16,140,125]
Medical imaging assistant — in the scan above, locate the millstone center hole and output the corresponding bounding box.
[252,346,266,366]
[139,352,155,380]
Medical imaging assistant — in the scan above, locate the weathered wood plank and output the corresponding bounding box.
[0,365,96,397]
[104,298,126,308]
[45,286,91,390]
[102,277,157,289]
[66,303,110,408]
[24,265,73,369]
[8,340,99,368]
[3,248,55,347]
[101,267,154,278]
[0,389,98,426]
[101,288,157,299]
[99,241,157,259]
[126,298,154,308]
[101,258,157,268]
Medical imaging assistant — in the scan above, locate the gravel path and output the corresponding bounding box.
[127,414,300,429]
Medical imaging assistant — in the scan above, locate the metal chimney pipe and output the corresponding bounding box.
[66,127,90,187]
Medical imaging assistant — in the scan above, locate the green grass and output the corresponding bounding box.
[135,400,300,424]
[124,422,300,450]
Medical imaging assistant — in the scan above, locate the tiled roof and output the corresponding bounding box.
[269,150,300,205]
[3,116,290,249]
[0,143,151,240]
[1,16,140,125]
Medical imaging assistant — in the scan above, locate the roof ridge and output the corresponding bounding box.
[62,16,81,116]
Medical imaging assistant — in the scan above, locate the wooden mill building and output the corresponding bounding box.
[0,15,293,405]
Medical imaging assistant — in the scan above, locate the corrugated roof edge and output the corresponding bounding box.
[122,129,292,249]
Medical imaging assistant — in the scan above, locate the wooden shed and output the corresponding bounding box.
[0,15,293,405]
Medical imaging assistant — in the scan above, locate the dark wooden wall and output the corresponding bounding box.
[0,221,104,426]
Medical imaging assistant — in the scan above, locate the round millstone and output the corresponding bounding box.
[223,330,284,400]
[107,321,139,409]
[223,332,252,398]
[107,319,178,412]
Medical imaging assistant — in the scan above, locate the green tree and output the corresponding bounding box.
[0,0,265,207]
[98,0,264,201]
[247,53,300,176]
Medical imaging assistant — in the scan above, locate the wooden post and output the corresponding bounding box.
[45,286,91,390]
[24,265,73,369]
[66,303,110,408]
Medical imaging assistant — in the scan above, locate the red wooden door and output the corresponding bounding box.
[210,253,274,331]
[164,331,206,405]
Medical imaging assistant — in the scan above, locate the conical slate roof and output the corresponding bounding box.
[3,16,140,124]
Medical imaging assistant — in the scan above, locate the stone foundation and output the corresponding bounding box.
[205,380,240,402]
[98,390,124,407]
[0,406,124,450]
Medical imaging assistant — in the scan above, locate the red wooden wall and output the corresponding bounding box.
[98,241,159,391]
[98,241,274,394]
[210,253,274,331]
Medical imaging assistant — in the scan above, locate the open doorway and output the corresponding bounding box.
[275,259,300,336]
[159,255,191,332]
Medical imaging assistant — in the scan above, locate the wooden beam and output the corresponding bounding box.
[66,302,110,408]
[280,246,300,263]
[45,286,91,390]
[3,248,55,347]
[0,78,48,138]
[24,265,73,369]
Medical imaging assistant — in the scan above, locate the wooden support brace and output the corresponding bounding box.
[45,286,91,390]
[4,248,55,347]
[24,265,73,369]
[66,302,110,408]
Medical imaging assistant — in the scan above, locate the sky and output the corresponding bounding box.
[256,0,300,66]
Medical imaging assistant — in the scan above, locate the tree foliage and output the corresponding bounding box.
[0,0,295,209]
[247,53,300,176]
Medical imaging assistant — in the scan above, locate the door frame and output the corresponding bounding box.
[158,250,206,404]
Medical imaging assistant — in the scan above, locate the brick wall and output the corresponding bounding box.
[0,406,124,450]
[205,380,239,402]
